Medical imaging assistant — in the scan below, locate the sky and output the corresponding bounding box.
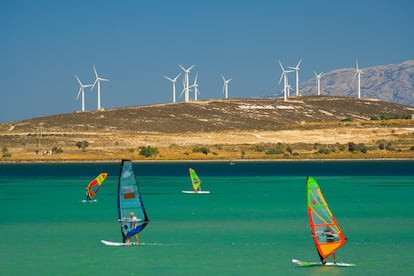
[1,0,413,123]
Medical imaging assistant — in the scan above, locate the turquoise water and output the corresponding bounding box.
[1,161,413,275]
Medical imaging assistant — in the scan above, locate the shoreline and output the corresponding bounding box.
[1,157,413,164]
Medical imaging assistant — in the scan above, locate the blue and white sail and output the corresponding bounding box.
[117,160,149,242]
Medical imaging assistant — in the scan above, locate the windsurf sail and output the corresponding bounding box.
[307,176,346,260]
[86,172,108,199]
[189,168,201,191]
[117,160,149,243]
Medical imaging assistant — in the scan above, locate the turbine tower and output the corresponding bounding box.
[286,84,292,98]
[314,71,323,96]
[278,61,293,101]
[222,74,232,99]
[91,65,109,111]
[75,75,92,112]
[164,73,181,103]
[288,58,302,97]
[179,64,195,102]
[353,60,364,99]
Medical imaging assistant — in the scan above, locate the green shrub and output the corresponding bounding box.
[52,147,63,154]
[139,145,159,157]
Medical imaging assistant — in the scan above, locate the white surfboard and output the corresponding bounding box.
[101,240,139,246]
[82,199,97,203]
[292,259,355,267]
[101,240,176,247]
[182,190,210,194]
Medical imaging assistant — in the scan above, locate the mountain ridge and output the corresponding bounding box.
[299,60,414,106]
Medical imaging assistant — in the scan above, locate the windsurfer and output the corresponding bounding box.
[322,226,337,264]
[324,226,336,242]
[127,212,141,245]
[85,189,91,201]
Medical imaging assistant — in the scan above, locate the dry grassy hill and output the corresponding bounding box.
[1,96,414,161]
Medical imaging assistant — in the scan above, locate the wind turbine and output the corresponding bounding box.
[91,65,109,111]
[353,60,364,99]
[314,71,323,96]
[75,75,92,112]
[278,61,293,101]
[164,73,181,103]
[179,64,195,102]
[222,74,232,99]
[192,73,200,101]
[289,58,302,96]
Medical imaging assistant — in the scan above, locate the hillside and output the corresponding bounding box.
[2,96,414,133]
[1,96,414,161]
[300,60,414,106]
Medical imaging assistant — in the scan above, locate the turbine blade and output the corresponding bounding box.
[178,64,185,71]
[76,88,82,100]
[174,73,181,81]
[221,74,225,81]
[278,73,284,84]
[353,71,357,81]
[93,65,98,77]
[279,61,285,71]
[75,74,82,85]
[297,58,302,68]
[91,79,97,90]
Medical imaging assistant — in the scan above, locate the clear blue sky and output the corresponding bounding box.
[1,0,413,123]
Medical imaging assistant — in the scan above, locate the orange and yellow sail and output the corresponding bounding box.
[87,173,108,199]
[307,176,346,259]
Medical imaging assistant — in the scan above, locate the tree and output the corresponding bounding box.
[2,147,11,158]
[76,141,89,151]
[348,142,357,152]
[139,145,159,158]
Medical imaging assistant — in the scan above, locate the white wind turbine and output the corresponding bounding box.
[164,73,181,103]
[75,75,92,112]
[192,74,200,101]
[314,71,323,96]
[278,61,293,101]
[353,60,364,99]
[91,65,109,111]
[179,64,195,102]
[222,74,232,99]
[288,58,302,97]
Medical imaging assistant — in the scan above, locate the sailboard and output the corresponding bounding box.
[81,199,97,203]
[101,240,176,247]
[293,176,353,266]
[102,160,149,245]
[291,259,355,267]
[84,172,108,201]
[182,168,210,194]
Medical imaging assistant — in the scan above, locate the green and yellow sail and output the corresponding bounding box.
[189,168,201,192]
